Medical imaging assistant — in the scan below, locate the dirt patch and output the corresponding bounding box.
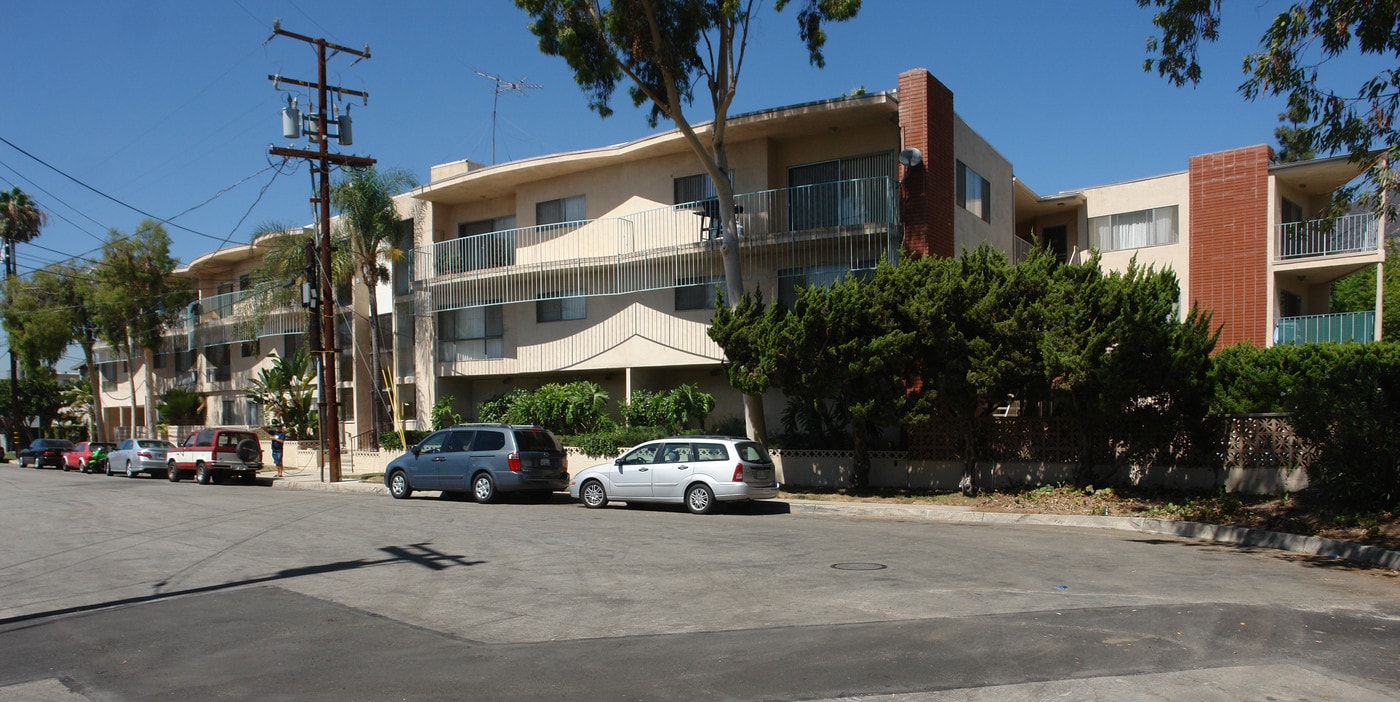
[780,485,1400,553]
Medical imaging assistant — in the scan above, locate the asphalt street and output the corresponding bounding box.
[0,464,1395,700]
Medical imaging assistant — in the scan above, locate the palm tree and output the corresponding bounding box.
[0,187,47,447]
[331,166,417,439]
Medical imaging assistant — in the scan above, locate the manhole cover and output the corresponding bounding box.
[831,562,887,571]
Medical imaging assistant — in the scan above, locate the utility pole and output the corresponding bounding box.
[267,21,374,483]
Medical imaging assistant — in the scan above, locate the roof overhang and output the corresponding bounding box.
[412,92,900,206]
[1013,177,1086,220]
[1270,152,1374,194]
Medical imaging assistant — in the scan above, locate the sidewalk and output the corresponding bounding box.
[262,468,1400,570]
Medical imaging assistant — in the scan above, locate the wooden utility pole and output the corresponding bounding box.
[267,21,374,482]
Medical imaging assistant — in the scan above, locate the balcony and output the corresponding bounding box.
[194,287,308,347]
[1274,310,1376,345]
[418,177,897,313]
[1276,213,1378,260]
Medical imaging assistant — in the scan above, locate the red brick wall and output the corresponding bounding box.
[1188,145,1272,349]
[898,69,955,258]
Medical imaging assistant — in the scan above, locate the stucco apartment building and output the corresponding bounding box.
[92,68,1384,442]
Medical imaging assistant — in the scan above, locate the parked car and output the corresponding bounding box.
[18,438,76,470]
[65,441,118,474]
[166,428,262,484]
[568,436,779,514]
[384,424,568,502]
[106,438,175,478]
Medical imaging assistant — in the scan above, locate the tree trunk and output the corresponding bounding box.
[959,419,977,496]
[142,347,157,439]
[84,344,104,441]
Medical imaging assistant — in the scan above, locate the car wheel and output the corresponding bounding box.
[196,463,211,485]
[105,461,114,477]
[388,470,412,499]
[167,462,180,482]
[580,480,608,509]
[472,473,497,504]
[62,462,70,472]
[685,483,716,515]
[125,461,137,479]
[79,459,89,474]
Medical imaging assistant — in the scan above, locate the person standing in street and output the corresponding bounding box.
[269,423,285,478]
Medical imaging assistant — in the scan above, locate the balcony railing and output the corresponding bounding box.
[195,287,308,346]
[1276,213,1378,260]
[1274,310,1375,345]
[418,177,897,313]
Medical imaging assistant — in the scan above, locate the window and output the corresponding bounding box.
[238,274,251,291]
[438,306,504,360]
[788,153,895,229]
[956,161,991,222]
[536,195,585,226]
[282,334,303,362]
[452,216,517,272]
[99,362,118,383]
[537,294,586,323]
[245,399,261,427]
[222,399,235,424]
[175,349,196,374]
[1282,198,1304,224]
[777,262,877,308]
[215,282,235,317]
[153,352,168,369]
[206,344,231,382]
[470,430,507,452]
[241,339,260,357]
[1089,206,1179,251]
[675,276,722,311]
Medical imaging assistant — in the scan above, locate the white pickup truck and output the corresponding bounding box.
[166,427,263,485]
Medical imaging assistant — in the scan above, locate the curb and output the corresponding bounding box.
[264,478,1400,570]
[783,499,1400,570]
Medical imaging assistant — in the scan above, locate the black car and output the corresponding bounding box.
[19,438,76,469]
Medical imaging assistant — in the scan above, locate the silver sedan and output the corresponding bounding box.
[106,438,175,478]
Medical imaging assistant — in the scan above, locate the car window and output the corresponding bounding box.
[118,440,133,450]
[218,433,252,448]
[661,442,692,464]
[513,429,560,452]
[620,444,660,465]
[139,440,173,449]
[693,443,729,461]
[196,430,213,447]
[735,441,772,463]
[471,430,506,452]
[417,430,450,454]
[442,431,473,452]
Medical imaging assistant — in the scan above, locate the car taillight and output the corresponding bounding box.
[138,451,152,459]
[508,451,522,472]
[732,463,744,482]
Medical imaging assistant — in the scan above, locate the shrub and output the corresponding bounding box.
[380,430,430,451]
[431,396,464,430]
[1286,343,1400,509]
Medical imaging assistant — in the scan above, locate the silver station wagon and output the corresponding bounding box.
[569,436,779,514]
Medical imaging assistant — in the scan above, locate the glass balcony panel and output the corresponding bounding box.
[1274,310,1375,345]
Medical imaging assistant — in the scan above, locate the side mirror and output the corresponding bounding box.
[410,444,421,456]
[614,457,624,467]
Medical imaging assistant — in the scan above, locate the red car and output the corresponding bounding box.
[65,441,118,474]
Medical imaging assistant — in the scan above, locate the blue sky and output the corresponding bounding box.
[1,1,1323,369]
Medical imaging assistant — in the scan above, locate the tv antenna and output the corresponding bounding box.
[476,71,542,164]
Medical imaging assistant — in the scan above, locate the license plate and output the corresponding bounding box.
[754,470,771,481]
[541,458,550,466]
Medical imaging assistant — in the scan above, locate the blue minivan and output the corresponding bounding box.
[384,424,568,503]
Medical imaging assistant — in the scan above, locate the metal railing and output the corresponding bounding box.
[1274,310,1375,345]
[417,177,897,313]
[1276,213,1378,260]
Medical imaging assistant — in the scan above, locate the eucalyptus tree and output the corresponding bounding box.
[1141,0,1400,209]
[331,166,417,439]
[517,0,862,443]
[92,221,193,439]
[5,260,107,439]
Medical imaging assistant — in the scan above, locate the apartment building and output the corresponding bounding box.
[1017,145,1384,349]
[92,67,1383,442]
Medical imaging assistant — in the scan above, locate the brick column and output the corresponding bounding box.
[897,69,955,259]
[1188,145,1273,348]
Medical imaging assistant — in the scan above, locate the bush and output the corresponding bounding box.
[568,425,669,459]
[620,384,715,433]
[380,430,430,451]
[1286,343,1400,509]
[479,382,613,434]
[431,396,463,430]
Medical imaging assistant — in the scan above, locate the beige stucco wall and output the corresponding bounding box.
[952,116,1014,255]
[1081,171,1192,313]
